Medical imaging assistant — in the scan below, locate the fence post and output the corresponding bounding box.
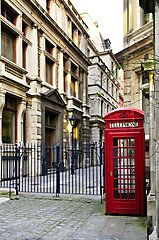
[0,144,1,187]
[56,145,60,197]
[100,144,103,203]
[15,143,18,195]
[103,143,105,194]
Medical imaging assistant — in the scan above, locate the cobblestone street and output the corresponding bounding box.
[0,193,147,240]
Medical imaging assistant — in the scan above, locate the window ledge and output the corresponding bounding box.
[44,51,57,63]
[67,96,82,104]
[0,56,28,75]
[1,15,21,36]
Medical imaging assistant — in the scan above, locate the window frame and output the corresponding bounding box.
[45,40,55,85]
[2,2,17,25]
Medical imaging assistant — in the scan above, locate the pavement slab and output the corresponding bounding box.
[0,193,147,240]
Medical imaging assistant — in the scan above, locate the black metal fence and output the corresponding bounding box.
[0,142,105,197]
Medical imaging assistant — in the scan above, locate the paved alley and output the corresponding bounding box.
[0,193,147,240]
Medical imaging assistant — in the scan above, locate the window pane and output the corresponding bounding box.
[129,179,135,186]
[71,79,76,97]
[2,110,15,143]
[128,138,134,146]
[128,158,135,167]
[121,169,127,178]
[1,6,5,17]
[121,148,127,157]
[128,148,134,157]
[121,138,127,147]
[113,158,120,168]
[114,179,120,188]
[113,138,119,147]
[7,32,14,62]
[121,179,127,185]
[113,169,120,178]
[7,12,14,23]
[71,80,75,96]
[129,169,135,178]
[22,42,27,68]
[6,96,16,109]
[1,30,5,57]
[121,179,128,189]
[114,190,120,199]
[46,61,52,84]
[113,148,119,157]
[121,158,127,167]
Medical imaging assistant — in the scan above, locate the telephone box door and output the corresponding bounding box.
[107,132,140,214]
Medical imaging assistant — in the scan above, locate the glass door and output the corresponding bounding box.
[113,137,135,200]
[111,135,139,214]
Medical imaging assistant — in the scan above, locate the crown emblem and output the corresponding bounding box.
[119,112,128,118]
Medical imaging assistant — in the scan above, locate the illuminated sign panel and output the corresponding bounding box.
[110,122,139,128]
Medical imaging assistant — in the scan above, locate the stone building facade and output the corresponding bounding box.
[116,0,155,238]
[0,0,120,148]
[0,0,91,147]
[88,47,119,143]
[81,13,119,143]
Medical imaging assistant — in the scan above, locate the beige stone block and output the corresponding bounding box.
[32,116,36,123]
[32,128,36,135]
[37,102,41,111]
[124,87,131,95]
[37,127,41,135]
[124,70,131,79]
[37,116,41,123]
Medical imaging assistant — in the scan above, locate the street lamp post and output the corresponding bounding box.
[69,114,76,174]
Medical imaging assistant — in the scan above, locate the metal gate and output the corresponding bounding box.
[0,142,104,197]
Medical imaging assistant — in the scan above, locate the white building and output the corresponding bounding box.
[81,13,120,143]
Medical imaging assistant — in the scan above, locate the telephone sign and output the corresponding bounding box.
[104,108,145,215]
[110,122,139,128]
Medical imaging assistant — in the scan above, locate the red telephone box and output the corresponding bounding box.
[104,108,145,215]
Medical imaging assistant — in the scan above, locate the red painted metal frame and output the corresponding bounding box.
[104,108,145,215]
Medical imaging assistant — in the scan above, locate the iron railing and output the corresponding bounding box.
[0,142,105,198]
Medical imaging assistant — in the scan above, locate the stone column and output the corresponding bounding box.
[40,35,45,82]
[17,99,26,144]
[67,59,71,97]
[154,1,159,237]
[82,72,90,144]
[82,72,87,104]
[16,14,22,67]
[58,49,64,93]
[76,68,79,99]
[30,24,38,77]
[25,101,32,145]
